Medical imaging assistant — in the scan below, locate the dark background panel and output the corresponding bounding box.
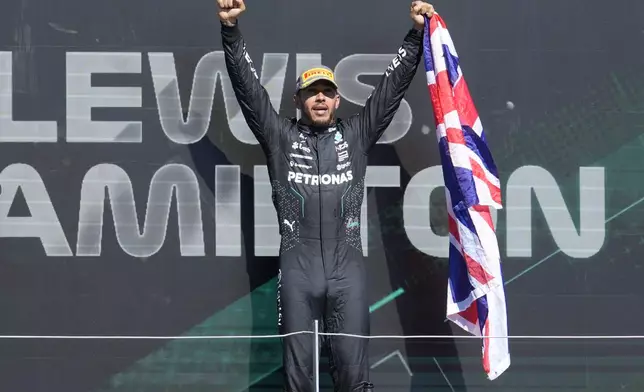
[1,0,644,391]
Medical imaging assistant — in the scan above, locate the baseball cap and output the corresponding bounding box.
[295,66,338,92]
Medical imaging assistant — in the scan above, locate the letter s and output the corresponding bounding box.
[334,55,412,144]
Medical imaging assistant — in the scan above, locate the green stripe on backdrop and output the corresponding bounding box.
[96,280,405,392]
[96,66,644,391]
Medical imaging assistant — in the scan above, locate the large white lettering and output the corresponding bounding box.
[0,52,57,142]
[66,52,143,143]
[0,164,72,255]
[215,165,242,257]
[403,166,499,258]
[0,50,415,145]
[253,166,279,257]
[506,166,605,258]
[404,165,448,257]
[403,165,605,259]
[76,164,205,257]
[149,51,288,145]
[0,164,608,258]
[335,54,412,144]
[0,51,610,260]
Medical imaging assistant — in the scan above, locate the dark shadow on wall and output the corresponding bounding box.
[187,121,467,390]
[370,144,467,392]
[186,120,281,392]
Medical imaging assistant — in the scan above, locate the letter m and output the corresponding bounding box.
[76,164,204,257]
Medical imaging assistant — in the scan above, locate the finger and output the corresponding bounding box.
[217,0,225,8]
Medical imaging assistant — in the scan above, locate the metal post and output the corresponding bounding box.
[313,319,320,392]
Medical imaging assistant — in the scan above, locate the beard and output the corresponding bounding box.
[304,106,336,127]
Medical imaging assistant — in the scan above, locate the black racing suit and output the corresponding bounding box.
[222,21,423,392]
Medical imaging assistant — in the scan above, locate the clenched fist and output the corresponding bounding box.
[218,0,246,25]
[410,1,435,29]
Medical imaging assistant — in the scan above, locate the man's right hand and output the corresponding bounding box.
[218,0,246,25]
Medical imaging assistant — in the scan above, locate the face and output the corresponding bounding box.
[295,81,340,127]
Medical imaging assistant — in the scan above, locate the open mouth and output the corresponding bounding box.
[312,106,328,116]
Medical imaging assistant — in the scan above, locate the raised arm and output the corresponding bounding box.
[219,0,282,155]
[347,2,433,153]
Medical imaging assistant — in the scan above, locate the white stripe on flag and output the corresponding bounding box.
[436,21,460,60]
[443,110,461,132]
[426,70,436,85]
[446,143,501,188]
[482,284,511,380]
[469,206,501,266]
[430,28,447,76]
[472,176,503,209]
[436,122,447,140]
[472,117,483,137]
[448,229,498,298]
[446,311,481,336]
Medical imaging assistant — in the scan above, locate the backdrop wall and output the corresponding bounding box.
[2,0,644,391]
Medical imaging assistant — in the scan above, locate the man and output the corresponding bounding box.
[218,1,434,390]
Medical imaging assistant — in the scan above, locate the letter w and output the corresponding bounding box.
[148,52,288,145]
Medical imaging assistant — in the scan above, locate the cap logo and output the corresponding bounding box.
[301,68,335,83]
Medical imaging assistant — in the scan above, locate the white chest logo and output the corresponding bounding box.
[283,219,295,232]
[333,131,350,164]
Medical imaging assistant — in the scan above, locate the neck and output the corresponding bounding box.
[299,115,335,129]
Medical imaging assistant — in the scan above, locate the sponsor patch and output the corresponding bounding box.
[301,68,335,83]
[292,141,311,153]
[287,170,353,186]
[337,161,351,170]
[290,161,312,169]
[290,153,313,160]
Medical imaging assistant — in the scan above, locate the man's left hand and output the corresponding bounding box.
[410,1,435,29]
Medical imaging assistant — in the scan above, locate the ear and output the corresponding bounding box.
[293,94,302,110]
[334,94,341,109]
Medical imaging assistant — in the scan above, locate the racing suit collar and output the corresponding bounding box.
[295,118,340,135]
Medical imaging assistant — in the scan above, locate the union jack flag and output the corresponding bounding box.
[422,13,511,380]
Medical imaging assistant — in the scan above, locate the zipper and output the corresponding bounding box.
[313,132,326,276]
